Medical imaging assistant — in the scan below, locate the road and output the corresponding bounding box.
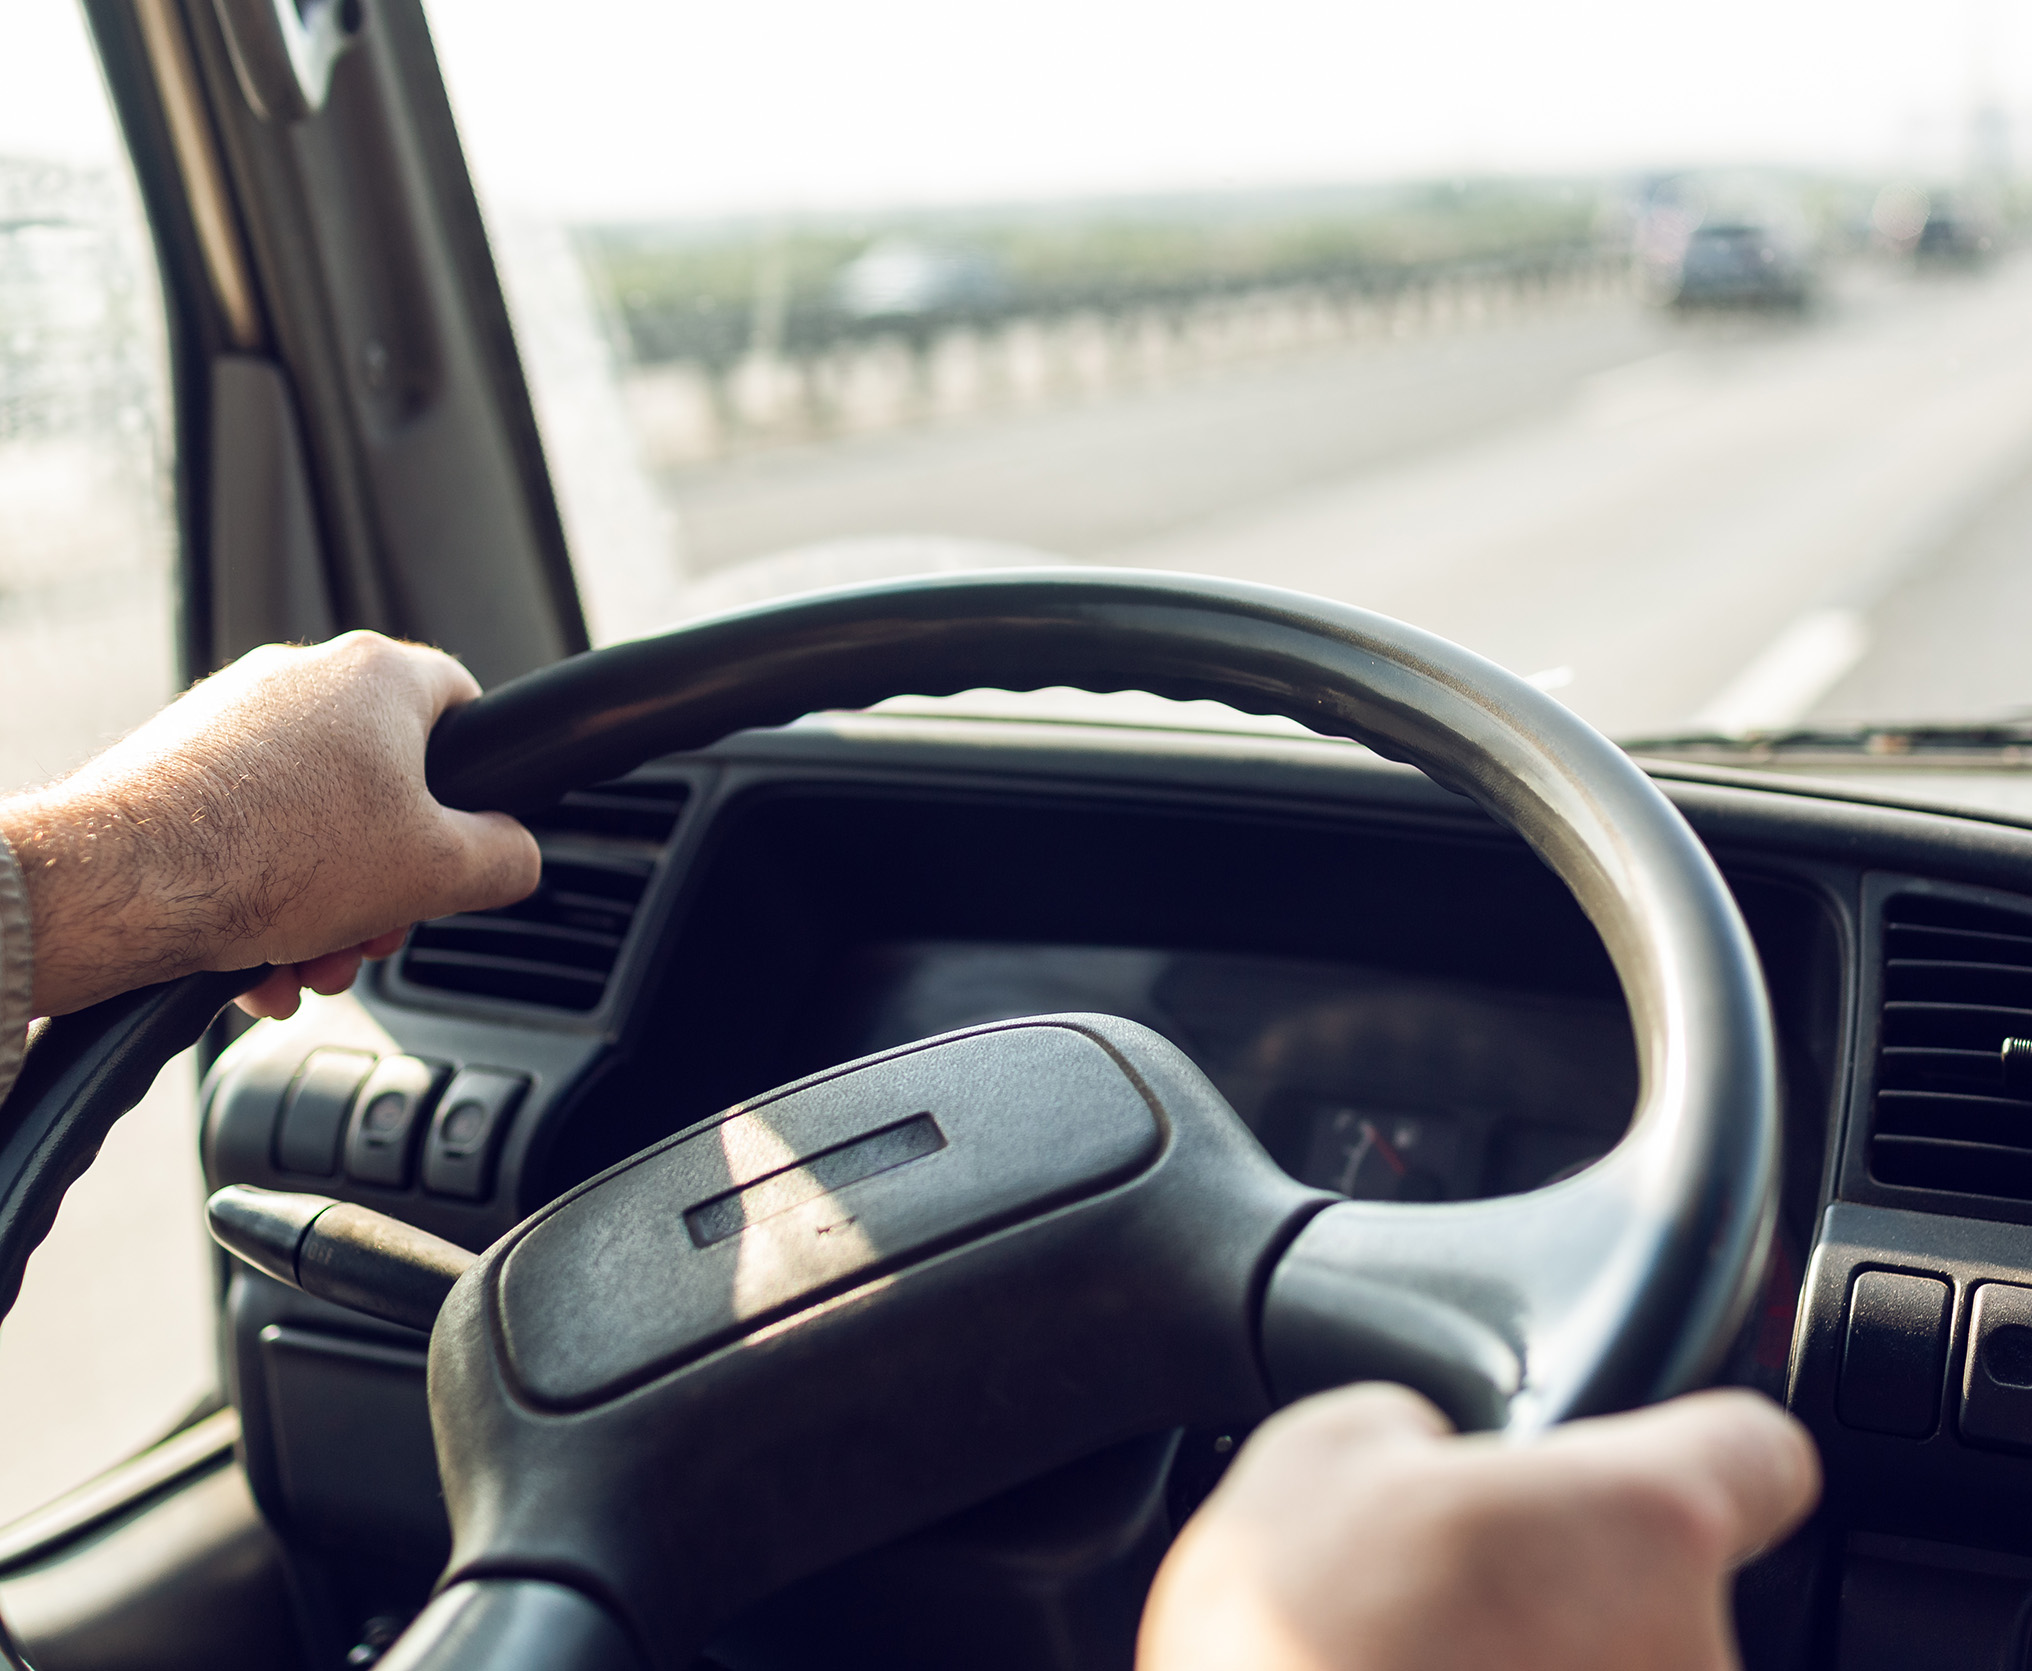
[658,257,2032,739]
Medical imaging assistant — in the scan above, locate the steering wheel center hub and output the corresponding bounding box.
[495,1020,1176,1408]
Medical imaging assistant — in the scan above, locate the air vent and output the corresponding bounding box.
[396,779,687,1012]
[1870,892,2032,1200]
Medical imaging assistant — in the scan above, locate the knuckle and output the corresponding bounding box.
[232,642,297,680]
[340,629,402,671]
[319,629,403,684]
[1344,1380,1451,1426]
[1271,1381,1450,1450]
[1613,1472,1732,1565]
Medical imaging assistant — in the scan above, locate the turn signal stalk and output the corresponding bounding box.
[207,1184,476,1332]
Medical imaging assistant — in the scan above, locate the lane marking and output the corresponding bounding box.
[1576,350,1705,429]
[1696,607,1870,734]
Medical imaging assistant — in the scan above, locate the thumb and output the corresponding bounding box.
[429,807,542,917]
[1243,1381,1458,1476]
[1547,1389,1822,1563]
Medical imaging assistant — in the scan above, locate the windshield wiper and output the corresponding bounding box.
[1621,719,2032,766]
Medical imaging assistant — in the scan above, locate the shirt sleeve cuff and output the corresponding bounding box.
[0,831,33,1105]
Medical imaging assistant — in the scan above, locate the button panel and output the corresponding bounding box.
[343,1056,447,1189]
[274,1049,377,1177]
[1962,1283,2032,1452]
[422,1070,529,1201]
[1838,1270,1951,1439]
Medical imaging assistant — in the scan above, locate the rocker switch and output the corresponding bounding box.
[1961,1283,2032,1452]
[344,1056,446,1188]
[1837,1270,1950,1439]
[274,1049,376,1177]
[422,1070,528,1200]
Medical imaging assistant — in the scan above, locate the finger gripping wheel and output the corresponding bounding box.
[3,570,1777,1671]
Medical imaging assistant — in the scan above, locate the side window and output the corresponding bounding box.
[0,1,213,1524]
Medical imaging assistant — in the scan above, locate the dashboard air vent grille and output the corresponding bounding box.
[396,779,687,1012]
[1871,892,2032,1199]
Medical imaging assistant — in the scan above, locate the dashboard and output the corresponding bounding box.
[800,937,1632,1203]
[195,709,2032,1671]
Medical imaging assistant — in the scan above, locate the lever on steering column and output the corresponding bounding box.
[207,1184,475,1332]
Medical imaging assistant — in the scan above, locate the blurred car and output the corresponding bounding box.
[831,238,1007,328]
[1661,220,1812,310]
[1914,201,1996,267]
[1871,185,1998,268]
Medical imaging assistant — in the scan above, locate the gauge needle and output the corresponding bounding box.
[1359,1118,1409,1177]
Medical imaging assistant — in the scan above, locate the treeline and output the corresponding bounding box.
[577,177,1612,372]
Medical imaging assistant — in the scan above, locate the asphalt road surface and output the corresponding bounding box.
[663,256,2032,739]
[6,251,2032,1527]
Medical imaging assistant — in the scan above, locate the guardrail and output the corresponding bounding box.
[614,242,1632,469]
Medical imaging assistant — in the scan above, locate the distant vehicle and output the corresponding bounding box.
[831,238,1006,327]
[1662,221,1811,310]
[1914,202,1995,267]
[1871,185,1998,268]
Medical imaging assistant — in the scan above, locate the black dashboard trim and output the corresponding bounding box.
[197,712,2032,1666]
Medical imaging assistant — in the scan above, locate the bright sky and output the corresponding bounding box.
[425,0,2030,219]
[0,0,121,162]
[0,0,2024,213]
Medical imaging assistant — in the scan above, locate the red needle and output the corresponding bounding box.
[1360,1118,1408,1176]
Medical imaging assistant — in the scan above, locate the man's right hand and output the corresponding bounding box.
[1139,1384,1819,1671]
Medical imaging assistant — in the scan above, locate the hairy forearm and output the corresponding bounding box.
[0,778,225,1016]
[0,634,538,1020]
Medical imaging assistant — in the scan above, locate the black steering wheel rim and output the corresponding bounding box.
[0,568,1778,1670]
[424,564,1777,1404]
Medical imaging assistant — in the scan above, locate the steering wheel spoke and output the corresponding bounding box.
[1263,1146,1715,1433]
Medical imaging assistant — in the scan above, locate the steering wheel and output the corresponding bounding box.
[0,571,1777,1671]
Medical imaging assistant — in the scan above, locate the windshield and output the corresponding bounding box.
[424,0,2032,744]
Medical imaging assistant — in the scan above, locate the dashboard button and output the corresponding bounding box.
[1838,1270,1950,1438]
[1961,1283,2032,1452]
[343,1056,446,1188]
[422,1070,528,1200]
[275,1049,377,1177]
[204,1051,301,1183]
